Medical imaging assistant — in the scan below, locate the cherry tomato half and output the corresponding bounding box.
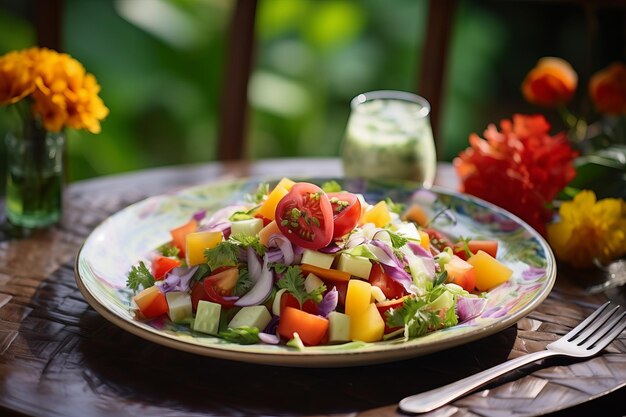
[203,266,239,307]
[327,192,361,238]
[275,183,334,250]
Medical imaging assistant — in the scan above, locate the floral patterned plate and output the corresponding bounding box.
[75,177,556,367]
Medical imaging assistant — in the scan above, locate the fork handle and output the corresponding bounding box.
[399,350,557,413]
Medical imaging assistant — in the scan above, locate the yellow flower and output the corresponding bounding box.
[547,190,626,268]
[1,47,108,133]
[0,50,36,105]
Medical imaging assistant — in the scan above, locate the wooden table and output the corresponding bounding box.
[0,158,624,417]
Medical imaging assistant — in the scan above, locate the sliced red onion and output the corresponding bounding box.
[265,248,285,263]
[268,234,295,265]
[247,247,262,283]
[318,243,342,254]
[235,250,273,306]
[159,265,199,293]
[456,296,487,322]
[199,220,231,234]
[367,241,413,292]
[317,287,338,317]
[345,235,367,249]
[259,332,280,345]
[192,210,207,222]
[263,315,280,334]
[407,241,436,277]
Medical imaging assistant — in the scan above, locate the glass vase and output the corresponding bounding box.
[4,121,64,229]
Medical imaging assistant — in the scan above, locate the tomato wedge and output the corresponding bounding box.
[203,266,239,307]
[453,240,499,260]
[327,192,361,238]
[368,263,407,300]
[275,183,334,250]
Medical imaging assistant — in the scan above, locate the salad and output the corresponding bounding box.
[126,178,513,348]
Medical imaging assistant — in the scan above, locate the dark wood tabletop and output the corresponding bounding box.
[0,158,624,417]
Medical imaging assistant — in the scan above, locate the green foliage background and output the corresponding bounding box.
[0,0,623,187]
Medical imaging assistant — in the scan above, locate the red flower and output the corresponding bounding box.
[454,114,578,235]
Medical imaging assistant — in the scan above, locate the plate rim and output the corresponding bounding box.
[74,177,556,367]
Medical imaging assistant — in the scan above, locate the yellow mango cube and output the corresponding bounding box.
[275,177,296,191]
[360,201,392,227]
[350,303,385,342]
[418,230,430,250]
[186,231,223,266]
[256,185,289,220]
[345,279,372,316]
[467,250,513,291]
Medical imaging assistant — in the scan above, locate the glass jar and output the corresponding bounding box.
[341,90,437,187]
[4,120,64,229]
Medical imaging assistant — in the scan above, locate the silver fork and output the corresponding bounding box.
[399,301,626,414]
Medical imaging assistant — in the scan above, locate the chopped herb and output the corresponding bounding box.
[204,242,239,270]
[229,233,265,256]
[270,263,289,274]
[248,183,270,204]
[126,261,155,293]
[385,198,406,215]
[385,297,443,338]
[157,243,180,258]
[387,231,409,249]
[277,266,326,306]
[232,268,253,296]
[321,180,342,193]
[455,236,472,258]
[433,270,448,287]
[218,326,260,345]
[229,210,254,222]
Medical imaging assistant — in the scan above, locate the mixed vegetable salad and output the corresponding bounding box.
[126,179,513,347]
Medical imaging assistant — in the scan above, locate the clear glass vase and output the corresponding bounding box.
[4,119,64,229]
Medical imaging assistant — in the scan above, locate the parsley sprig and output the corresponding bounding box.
[126,261,155,293]
[277,266,326,306]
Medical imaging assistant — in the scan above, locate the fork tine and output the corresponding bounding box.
[564,301,611,341]
[572,305,621,344]
[584,311,626,353]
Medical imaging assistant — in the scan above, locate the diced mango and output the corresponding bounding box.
[467,250,513,291]
[275,177,296,191]
[418,230,430,250]
[258,220,282,247]
[133,285,161,311]
[350,303,385,342]
[402,203,428,226]
[360,201,392,227]
[186,231,223,266]
[345,279,372,316]
[257,185,289,220]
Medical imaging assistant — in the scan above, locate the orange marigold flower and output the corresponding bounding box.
[454,114,578,236]
[547,191,626,268]
[0,47,108,133]
[0,50,36,105]
[589,62,626,115]
[521,57,578,108]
